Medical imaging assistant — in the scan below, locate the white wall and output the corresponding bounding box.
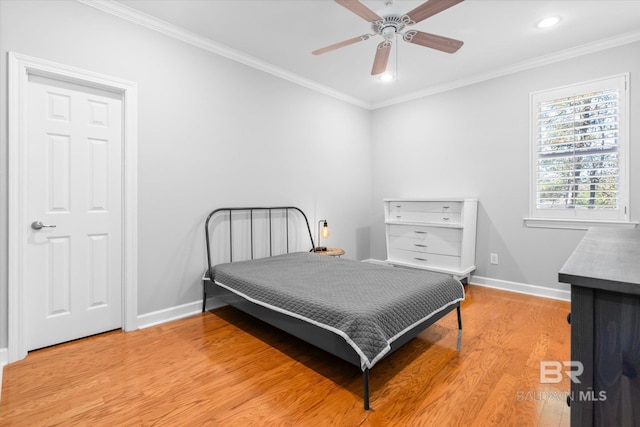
[370,41,640,292]
[0,0,372,347]
[1,1,637,352]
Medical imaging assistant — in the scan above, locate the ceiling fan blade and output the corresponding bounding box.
[371,41,391,75]
[335,0,382,22]
[404,0,464,25]
[312,35,370,55]
[403,30,463,53]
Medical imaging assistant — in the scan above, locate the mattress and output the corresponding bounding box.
[212,252,464,369]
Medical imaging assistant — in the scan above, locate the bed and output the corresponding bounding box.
[202,206,464,410]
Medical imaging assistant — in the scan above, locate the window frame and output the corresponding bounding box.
[525,73,634,230]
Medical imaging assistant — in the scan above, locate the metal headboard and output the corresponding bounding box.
[205,206,315,275]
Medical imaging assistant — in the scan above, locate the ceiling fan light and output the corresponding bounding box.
[537,16,561,29]
[381,26,396,40]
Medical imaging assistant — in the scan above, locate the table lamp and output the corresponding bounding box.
[315,219,330,252]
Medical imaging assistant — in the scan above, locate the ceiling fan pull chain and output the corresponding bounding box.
[395,33,399,81]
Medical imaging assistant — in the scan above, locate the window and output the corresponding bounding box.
[528,74,630,228]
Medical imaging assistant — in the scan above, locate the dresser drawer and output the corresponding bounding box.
[388,235,461,256]
[388,249,461,270]
[388,224,461,242]
[389,201,462,214]
[388,201,463,224]
[389,211,461,224]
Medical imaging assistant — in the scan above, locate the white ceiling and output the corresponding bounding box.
[111,0,640,108]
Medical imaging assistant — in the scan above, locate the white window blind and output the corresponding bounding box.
[530,75,628,223]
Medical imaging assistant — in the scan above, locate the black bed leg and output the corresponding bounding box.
[202,282,207,313]
[363,368,370,410]
[456,305,462,352]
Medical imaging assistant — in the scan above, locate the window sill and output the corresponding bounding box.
[524,218,638,230]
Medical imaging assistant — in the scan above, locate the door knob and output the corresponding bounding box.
[31,221,56,230]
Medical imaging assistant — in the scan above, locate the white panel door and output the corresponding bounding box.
[25,74,123,350]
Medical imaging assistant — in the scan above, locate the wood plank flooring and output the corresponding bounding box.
[0,285,570,426]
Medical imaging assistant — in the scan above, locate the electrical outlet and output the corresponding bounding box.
[490,253,499,265]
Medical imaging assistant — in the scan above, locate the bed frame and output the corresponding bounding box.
[202,206,462,410]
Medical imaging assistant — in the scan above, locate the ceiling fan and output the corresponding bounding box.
[312,0,464,75]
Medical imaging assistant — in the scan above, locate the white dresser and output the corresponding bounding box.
[384,198,478,281]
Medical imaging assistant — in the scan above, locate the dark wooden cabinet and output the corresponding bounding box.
[559,227,640,427]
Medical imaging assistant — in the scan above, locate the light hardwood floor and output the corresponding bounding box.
[1,285,570,426]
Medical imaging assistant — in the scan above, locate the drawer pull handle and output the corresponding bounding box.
[442,217,450,221]
[396,215,402,219]
[443,206,450,209]
[414,231,427,234]
[396,205,402,208]
[414,257,428,261]
[414,244,427,248]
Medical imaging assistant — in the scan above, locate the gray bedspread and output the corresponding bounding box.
[212,252,464,369]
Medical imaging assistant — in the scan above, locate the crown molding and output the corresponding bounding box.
[372,29,640,109]
[77,0,372,109]
[79,0,640,111]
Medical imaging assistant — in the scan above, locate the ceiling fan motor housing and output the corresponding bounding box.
[372,16,406,40]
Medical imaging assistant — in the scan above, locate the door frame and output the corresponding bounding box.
[7,52,138,363]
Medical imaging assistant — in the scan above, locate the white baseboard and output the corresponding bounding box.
[362,259,570,302]
[137,298,227,330]
[1,347,7,402]
[470,275,570,302]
